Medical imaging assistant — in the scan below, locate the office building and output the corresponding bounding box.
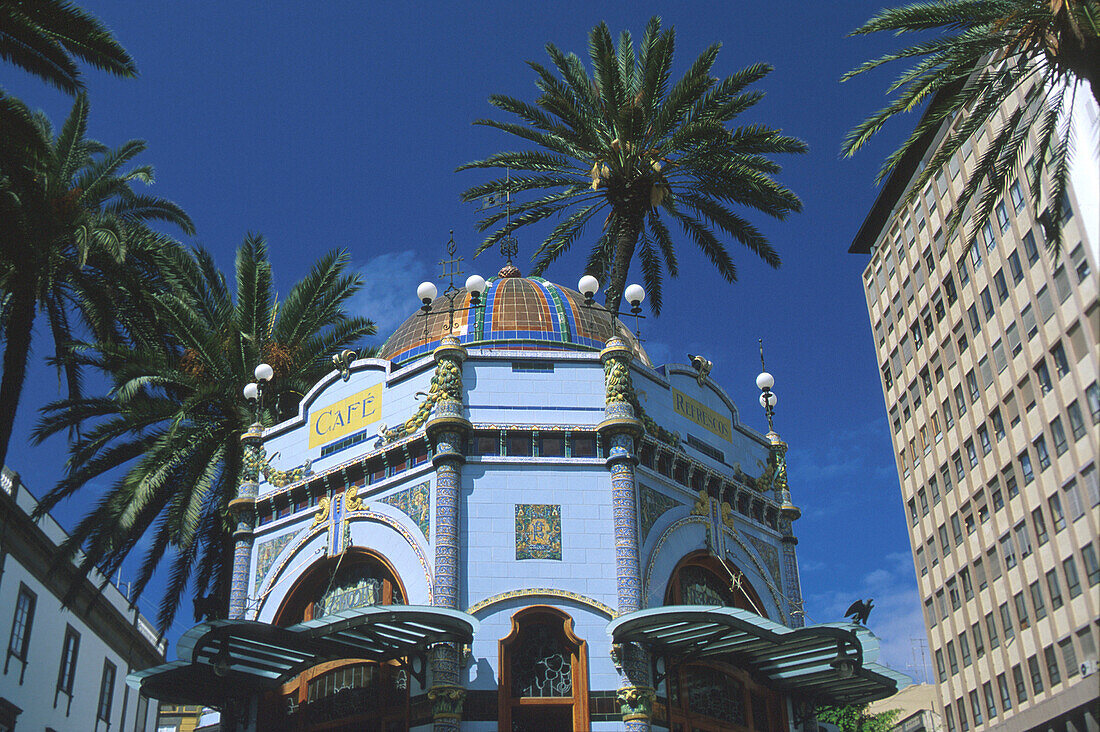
[850,79,1099,731]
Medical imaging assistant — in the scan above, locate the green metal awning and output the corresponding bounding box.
[607,605,910,706]
[127,605,478,706]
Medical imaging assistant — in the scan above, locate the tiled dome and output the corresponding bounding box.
[380,268,651,366]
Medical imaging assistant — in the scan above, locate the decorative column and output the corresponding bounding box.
[599,335,655,732]
[425,335,469,732]
[769,431,805,628]
[228,423,263,620]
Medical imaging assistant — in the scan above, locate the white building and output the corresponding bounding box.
[1,467,166,731]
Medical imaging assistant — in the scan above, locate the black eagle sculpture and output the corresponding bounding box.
[844,598,874,625]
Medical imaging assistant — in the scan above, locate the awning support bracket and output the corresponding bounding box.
[398,646,430,687]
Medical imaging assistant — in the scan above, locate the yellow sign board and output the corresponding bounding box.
[672,387,732,442]
[308,384,383,448]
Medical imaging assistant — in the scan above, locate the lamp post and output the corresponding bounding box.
[416,231,487,342]
[228,362,273,621]
[756,342,805,627]
[577,276,647,340]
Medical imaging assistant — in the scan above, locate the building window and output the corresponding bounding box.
[993,269,1009,303]
[968,305,982,336]
[947,641,959,675]
[1049,493,1067,532]
[1004,465,1019,498]
[1070,243,1090,282]
[1009,179,1025,211]
[1087,382,1100,423]
[1067,400,1086,440]
[1050,417,1068,455]
[1034,435,1051,471]
[500,607,589,731]
[1083,544,1100,587]
[1050,342,1070,377]
[1023,231,1040,265]
[948,577,961,609]
[936,649,947,682]
[971,623,984,659]
[1013,664,1028,703]
[1008,250,1023,283]
[1046,569,1063,610]
[991,408,1005,441]
[55,626,80,714]
[1020,451,1034,484]
[1000,604,1015,642]
[991,482,1004,511]
[538,432,565,458]
[998,673,1012,711]
[1064,479,1084,521]
[954,384,968,416]
[957,254,970,285]
[1028,655,1044,695]
[571,433,596,458]
[978,425,992,455]
[1001,534,1017,570]
[986,613,1000,650]
[1054,266,1072,302]
[1032,507,1049,546]
[1035,359,1052,394]
[1060,638,1078,678]
[5,584,35,684]
[1030,580,1047,620]
[507,432,533,457]
[1015,522,1033,558]
[1064,556,1081,598]
[96,659,116,731]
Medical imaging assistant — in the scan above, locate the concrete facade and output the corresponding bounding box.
[852,79,1100,731]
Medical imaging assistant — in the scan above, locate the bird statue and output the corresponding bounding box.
[687,353,712,386]
[844,598,874,625]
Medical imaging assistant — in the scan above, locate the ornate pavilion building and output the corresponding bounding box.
[128,264,908,731]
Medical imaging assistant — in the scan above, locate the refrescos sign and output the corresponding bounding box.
[672,387,732,441]
[308,384,383,447]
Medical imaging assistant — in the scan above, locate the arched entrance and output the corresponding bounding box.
[499,606,589,732]
[263,549,410,731]
[663,553,785,731]
[664,550,767,616]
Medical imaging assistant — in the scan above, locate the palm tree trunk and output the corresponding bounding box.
[603,210,645,315]
[0,291,37,473]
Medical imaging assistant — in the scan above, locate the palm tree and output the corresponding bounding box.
[0,93,193,473]
[458,16,806,315]
[841,0,1099,249]
[0,0,135,92]
[0,0,135,167]
[32,236,377,630]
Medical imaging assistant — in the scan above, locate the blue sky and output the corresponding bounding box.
[8,1,933,679]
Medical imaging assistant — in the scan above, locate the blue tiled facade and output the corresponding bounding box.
[239,273,804,731]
